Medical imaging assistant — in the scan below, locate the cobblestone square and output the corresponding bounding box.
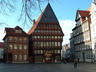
[0,63,96,72]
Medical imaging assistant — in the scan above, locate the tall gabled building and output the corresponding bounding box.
[72,10,92,62]
[3,26,29,63]
[71,1,96,62]
[28,3,64,63]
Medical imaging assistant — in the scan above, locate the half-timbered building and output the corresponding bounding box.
[28,3,64,63]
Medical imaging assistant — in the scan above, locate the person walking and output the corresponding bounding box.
[74,59,77,68]
[64,58,66,64]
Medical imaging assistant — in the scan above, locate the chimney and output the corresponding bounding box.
[33,19,35,25]
[93,0,96,2]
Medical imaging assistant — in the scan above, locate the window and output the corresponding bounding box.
[41,30,43,33]
[41,50,43,54]
[9,37,13,40]
[44,42,46,46]
[55,31,57,33]
[34,50,37,54]
[38,50,40,54]
[58,31,60,33]
[41,36,43,39]
[14,45,17,49]
[19,55,22,61]
[9,44,12,49]
[44,36,46,39]
[58,50,60,53]
[24,37,27,41]
[54,50,57,54]
[55,42,57,46]
[19,38,22,41]
[58,36,60,39]
[14,37,17,41]
[19,45,22,49]
[38,36,40,38]
[14,55,17,60]
[24,55,27,60]
[37,42,40,47]
[52,31,54,33]
[55,36,57,39]
[47,42,48,46]
[52,36,54,39]
[47,36,48,39]
[41,42,43,47]
[15,30,22,33]
[24,45,27,50]
[58,42,60,46]
[38,30,40,32]
[35,36,37,38]
[49,36,51,39]
[52,42,54,46]
[49,42,51,46]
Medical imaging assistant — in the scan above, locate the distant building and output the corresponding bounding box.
[62,43,70,59]
[28,3,64,63]
[3,26,29,63]
[0,42,3,60]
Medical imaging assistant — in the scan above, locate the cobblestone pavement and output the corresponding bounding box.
[0,62,96,72]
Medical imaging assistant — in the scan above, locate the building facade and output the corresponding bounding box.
[0,42,3,61]
[28,3,64,63]
[71,1,96,62]
[90,0,96,61]
[69,33,75,62]
[73,10,92,62]
[3,26,29,63]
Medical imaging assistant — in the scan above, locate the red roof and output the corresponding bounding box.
[0,42,3,48]
[87,7,91,11]
[3,26,29,40]
[28,6,46,35]
[78,10,90,17]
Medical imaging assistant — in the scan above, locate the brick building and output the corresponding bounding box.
[0,42,3,61]
[3,26,29,63]
[28,3,64,63]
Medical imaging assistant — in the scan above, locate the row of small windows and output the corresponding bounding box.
[73,23,89,36]
[34,42,61,47]
[32,36,63,39]
[34,50,60,54]
[14,55,27,61]
[76,50,92,59]
[74,31,90,44]
[9,44,27,50]
[38,24,58,27]
[34,30,61,33]
[75,42,91,51]
[15,30,22,33]
[9,37,27,41]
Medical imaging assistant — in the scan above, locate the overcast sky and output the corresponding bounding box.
[0,0,93,45]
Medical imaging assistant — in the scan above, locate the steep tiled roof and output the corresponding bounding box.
[3,26,29,40]
[78,10,90,17]
[87,7,91,11]
[28,3,59,35]
[0,42,3,48]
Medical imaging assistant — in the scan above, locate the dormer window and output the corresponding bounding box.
[15,30,22,33]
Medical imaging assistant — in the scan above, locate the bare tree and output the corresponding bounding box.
[0,0,52,28]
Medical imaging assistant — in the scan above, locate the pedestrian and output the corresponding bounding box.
[74,59,77,68]
[64,58,66,64]
[78,58,79,63]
